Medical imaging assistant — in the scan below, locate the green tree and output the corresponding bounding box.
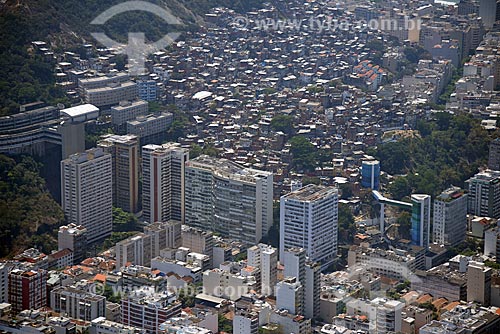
[397,212,412,240]
[339,183,353,200]
[218,313,233,333]
[112,207,140,232]
[0,155,64,257]
[289,136,317,172]
[388,177,411,200]
[270,115,294,136]
[302,176,320,186]
[338,204,356,243]
[178,285,195,307]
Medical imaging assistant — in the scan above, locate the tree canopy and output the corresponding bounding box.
[0,155,64,257]
[375,113,496,198]
[289,136,317,172]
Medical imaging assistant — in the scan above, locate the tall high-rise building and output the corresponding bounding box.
[61,148,113,243]
[247,244,278,296]
[185,156,273,245]
[479,0,498,28]
[280,185,338,269]
[98,134,139,213]
[9,268,47,313]
[361,160,380,190]
[410,194,431,250]
[489,138,500,170]
[142,143,189,224]
[466,170,500,219]
[433,187,468,247]
[58,224,88,265]
[484,225,500,258]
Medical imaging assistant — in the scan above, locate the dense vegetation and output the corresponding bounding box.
[0,0,264,115]
[0,155,64,258]
[373,113,498,199]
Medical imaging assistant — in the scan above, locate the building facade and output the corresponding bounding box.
[466,170,500,219]
[280,185,338,269]
[58,224,88,265]
[98,134,139,213]
[142,143,189,224]
[61,148,113,243]
[8,268,47,313]
[185,156,273,245]
[361,160,380,190]
[432,187,468,247]
[50,286,106,322]
[411,194,432,250]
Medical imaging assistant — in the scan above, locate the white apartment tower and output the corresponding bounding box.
[280,185,338,269]
[247,243,278,296]
[185,156,273,245]
[433,187,468,247]
[142,143,189,223]
[61,148,113,243]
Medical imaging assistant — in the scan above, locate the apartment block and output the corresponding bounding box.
[247,244,278,296]
[8,268,47,313]
[181,225,214,258]
[432,187,468,247]
[185,156,273,245]
[144,220,182,258]
[58,224,88,264]
[61,148,113,243]
[127,113,173,147]
[121,288,181,334]
[50,286,106,322]
[276,277,304,315]
[110,99,149,126]
[489,138,500,170]
[115,233,153,269]
[466,170,500,219]
[467,261,492,306]
[280,185,338,269]
[411,194,431,250]
[142,143,189,224]
[98,134,139,213]
[83,81,138,108]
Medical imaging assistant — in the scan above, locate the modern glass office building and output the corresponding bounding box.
[361,160,380,190]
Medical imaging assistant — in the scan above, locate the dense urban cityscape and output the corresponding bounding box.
[1,0,500,333]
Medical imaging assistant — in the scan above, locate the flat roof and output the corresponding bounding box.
[61,104,99,118]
